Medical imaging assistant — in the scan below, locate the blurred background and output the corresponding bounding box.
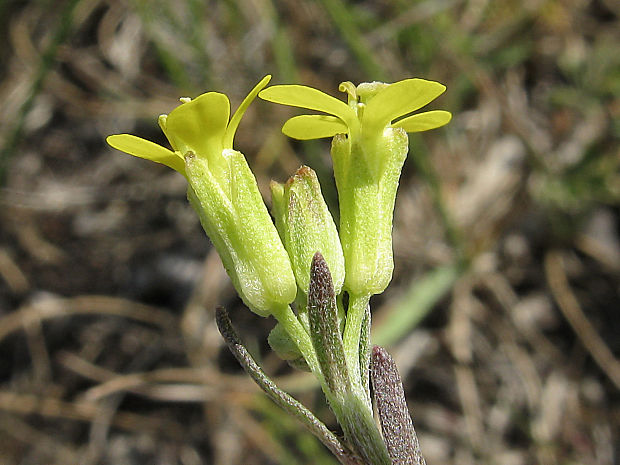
[0,0,618,464]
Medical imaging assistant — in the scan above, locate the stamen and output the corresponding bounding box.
[356,102,365,119]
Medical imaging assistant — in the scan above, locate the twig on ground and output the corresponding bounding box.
[545,250,620,389]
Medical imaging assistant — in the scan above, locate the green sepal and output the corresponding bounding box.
[266,316,312,371]
[269,180,286,240]
[286,357,311,372]
[332,127,409,296]
[186,150,296,316]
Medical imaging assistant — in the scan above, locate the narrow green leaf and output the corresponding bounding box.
[373,264,460,346]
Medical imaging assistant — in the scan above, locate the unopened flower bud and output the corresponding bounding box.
[271,166,345,296]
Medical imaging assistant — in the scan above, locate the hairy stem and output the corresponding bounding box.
[215,307,363,465]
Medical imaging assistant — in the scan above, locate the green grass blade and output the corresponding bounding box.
[373,263,461,346]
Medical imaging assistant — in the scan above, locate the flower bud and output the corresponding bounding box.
[270,166,345,296]
[267,323,310,371]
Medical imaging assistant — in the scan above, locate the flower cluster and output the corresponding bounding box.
[107,75,450,465]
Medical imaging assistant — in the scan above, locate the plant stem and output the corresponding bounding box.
[337,391,391,465]
[342,293,371,393]
[215,307,363,465]
[272,305,326,389]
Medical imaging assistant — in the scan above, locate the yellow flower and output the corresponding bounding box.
[107,75,273,177]
[259,78,451,142]
[107,76,298,316]
[260,78,451,297]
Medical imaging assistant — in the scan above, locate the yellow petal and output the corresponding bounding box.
[106,134,186,174]
[225,75,271,149]
[259,85,355,126]
[363,79,446,132]
[282,115,348,140]
[166,92,230,156]
[392,110,452,133]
